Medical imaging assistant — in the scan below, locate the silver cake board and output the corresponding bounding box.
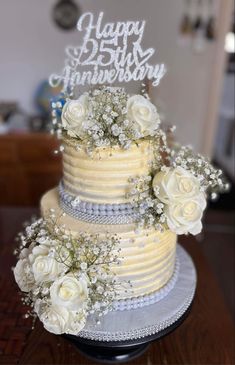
[64,244,197,363]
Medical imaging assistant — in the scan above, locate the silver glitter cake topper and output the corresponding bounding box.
[49,12,166,92]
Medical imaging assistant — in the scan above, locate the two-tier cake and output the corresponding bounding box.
[14,86,227,335]
[41,137,177,302]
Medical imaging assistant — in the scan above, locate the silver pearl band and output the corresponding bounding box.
[59,181,139,224]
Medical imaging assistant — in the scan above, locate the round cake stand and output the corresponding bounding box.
[64,244,197,364]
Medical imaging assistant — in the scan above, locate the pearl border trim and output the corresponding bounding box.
[79,292,195,342]
[59,181,139,224]
[77,245,196,342]
[112,257,179,311]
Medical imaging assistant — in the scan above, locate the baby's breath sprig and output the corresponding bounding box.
[150,128,172,171]
[170,146,230,199]
[127,175,166,232]
[125,129,172,231]
[52,229,122,317]
[14,213,127,327]
[59,86,162,152]
[14,216,44,256]
[50,94,67,140]
[82,87,138,150]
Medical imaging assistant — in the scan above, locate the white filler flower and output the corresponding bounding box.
[153,166,207,235]
[50,273,89,311]
[29,244,65,283]
[153,166,201,204]
[39,304,86,335]
[40,304,70,334]
[165,194,206,235]
[61,94,89,138]
[13,258,34,292]
[127,95,160,136]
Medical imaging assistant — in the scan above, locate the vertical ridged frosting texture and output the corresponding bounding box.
[40,188,177,300]
[62,138,153,204]
[114,229,177,299]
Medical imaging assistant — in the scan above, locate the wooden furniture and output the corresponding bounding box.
[0,134,62,206]
[0,207,234,365]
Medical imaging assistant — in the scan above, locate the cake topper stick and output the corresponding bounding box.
[49,12,166,93]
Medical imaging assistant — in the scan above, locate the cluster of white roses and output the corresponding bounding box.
[14,236,89,335]
[152,166,207,235]
[130,143,227,235]
[60,87,160,149]
[13,216,120,335]
[128,166,207,235]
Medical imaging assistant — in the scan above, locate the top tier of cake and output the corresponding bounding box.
[62,138,154,204]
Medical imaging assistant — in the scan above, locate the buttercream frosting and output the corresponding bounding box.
[62,138,154,204]
[41,188,177,299]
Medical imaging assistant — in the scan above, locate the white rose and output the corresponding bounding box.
[19,248,29,260]
[165,194,206,235]
[34,299,43,315]
[29,244,65,283]
[39,304,70,335]
[19,242,35,260]
[50,273,89,311]
[37,302,87,335]
[127,95,160,136]
[153,166,201,203]
[61,94,89,138]
[28,242,50,260]
[13,258,34,292]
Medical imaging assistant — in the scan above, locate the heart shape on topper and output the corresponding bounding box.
[49,11,166,91]
[49,73,62,88]
[133,43,155,67]
[65,46,82,60]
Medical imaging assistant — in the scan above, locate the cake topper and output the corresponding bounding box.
[49,12,166,93]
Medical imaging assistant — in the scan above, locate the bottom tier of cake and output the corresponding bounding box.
[41,188,177,301]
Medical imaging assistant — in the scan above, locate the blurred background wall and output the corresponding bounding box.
[0,0,232,155]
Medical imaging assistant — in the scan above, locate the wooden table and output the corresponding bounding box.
[0,207,234,365]
[0,133,61,206]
